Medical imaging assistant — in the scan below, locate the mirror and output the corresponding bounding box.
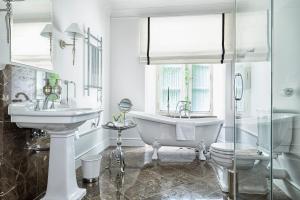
[11,0,52,70]
[118,98,133,113]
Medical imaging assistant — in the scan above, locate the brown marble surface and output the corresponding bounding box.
[76,146,291,200]
[0,65,50,200]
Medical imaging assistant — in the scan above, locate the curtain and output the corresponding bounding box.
[192,65,211,112]
[159,65,182,111]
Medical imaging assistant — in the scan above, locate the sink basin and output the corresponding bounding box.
[9,103,102,132]
[8,102,103,200]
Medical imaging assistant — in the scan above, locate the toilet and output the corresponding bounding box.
[210,113,295,195]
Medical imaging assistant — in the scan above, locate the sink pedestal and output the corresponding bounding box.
[8,104,103,200]
[42,130,86,200]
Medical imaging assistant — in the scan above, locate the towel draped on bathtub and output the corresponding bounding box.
[176,122,196,141]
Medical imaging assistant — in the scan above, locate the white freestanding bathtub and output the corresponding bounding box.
[129,111,224,160]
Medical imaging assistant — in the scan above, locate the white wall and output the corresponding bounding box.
[272,1,300,198]
[52,0,112,164]
[273,0,300,155]
[110,17,146,146]
[110,17,231,146]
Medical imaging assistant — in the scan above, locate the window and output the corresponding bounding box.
[158,64,212,113]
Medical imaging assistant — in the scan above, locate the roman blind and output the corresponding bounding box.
[236,11,270,62]
[140,14,234,64]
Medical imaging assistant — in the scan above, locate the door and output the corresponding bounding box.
[234,0,272,199]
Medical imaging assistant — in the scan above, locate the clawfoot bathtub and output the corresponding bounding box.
[129,111,223,160]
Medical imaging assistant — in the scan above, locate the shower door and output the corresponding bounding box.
[272,0,300,199]
[234,0,272,199]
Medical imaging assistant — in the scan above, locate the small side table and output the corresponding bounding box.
[102,122,136,173]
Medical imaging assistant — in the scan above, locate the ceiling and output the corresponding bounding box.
[109,0,235,17]
[108,0,270,17]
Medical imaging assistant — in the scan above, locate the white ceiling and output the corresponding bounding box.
[109,0,233,9]
[108,0,270,17]
[109,0,235,17]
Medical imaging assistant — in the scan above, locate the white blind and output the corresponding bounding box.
[236,11,270,61]
[140,12,269,64]
[140,14,233,64]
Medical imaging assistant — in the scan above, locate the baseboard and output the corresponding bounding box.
[110,137,145,147]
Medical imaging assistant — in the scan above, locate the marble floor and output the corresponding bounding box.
[76,146,291,200]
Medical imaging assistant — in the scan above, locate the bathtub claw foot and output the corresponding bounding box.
[152,141,161,160]
[196,141,207,161]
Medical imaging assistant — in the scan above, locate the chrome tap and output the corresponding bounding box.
[43,93,59,110]
[176,101,192,118]
[15,92,30,101]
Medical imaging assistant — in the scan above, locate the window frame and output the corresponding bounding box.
[156,64,214,115]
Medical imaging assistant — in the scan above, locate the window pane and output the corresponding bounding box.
[159,65,182,111]
[192,65,211,112]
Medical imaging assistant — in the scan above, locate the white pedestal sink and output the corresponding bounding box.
[8,103,103,200]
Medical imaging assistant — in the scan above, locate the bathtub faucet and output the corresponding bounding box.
[176,101,192,118]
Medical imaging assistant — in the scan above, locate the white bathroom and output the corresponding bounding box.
[0,0,299,200]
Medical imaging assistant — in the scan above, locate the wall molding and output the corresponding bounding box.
[75,138,110,168]
[110,137,145,147]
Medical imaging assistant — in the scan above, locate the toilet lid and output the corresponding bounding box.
[210,147,234,155]
[210,143,234,152]
[210,143,255,153]
[210,143,257,158]
[210,149,233,159]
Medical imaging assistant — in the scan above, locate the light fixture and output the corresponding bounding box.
[59,23,84,66]
[40,24,53,55]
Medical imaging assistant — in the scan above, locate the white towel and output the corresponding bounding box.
[176,122,196,141]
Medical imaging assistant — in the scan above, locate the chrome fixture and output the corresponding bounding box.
[0,0,19,43]
[176,101,192,118]
[43,93,59,110]
[34,99,41,111]
[282,88,294,97]
[84,27,103,99]
[15,92,30,101]
[64,80,76,104]
[12,92,30,103]
[59,23,84,66]
[118,98,133,124]
[0,0,24,43]
[40,24,53,55]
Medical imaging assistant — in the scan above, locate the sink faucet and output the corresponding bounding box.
[43,94,59,110]
[15,92,30,101]
[176,101,192,118]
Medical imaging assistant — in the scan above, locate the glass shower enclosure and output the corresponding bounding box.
[234,0,300,199]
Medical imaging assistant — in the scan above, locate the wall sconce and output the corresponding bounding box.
[40,24,53,55]
[59,23,84,66]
